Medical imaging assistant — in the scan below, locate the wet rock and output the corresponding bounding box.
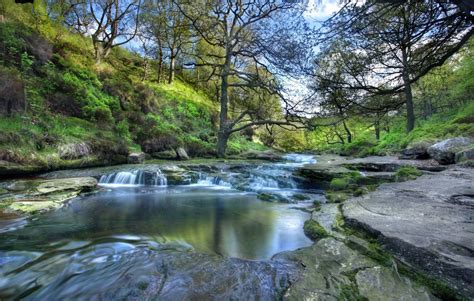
[343,167,474,298]
[3,177,97,214]
[128,152,146,164]
[275,238,435,300]
[427,137,473,165]
[311,203,344,239]
[175,147,189,160]
[1,242,300,300]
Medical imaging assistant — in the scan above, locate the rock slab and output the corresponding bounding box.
[343,167,474,298]
[2,177,97,214]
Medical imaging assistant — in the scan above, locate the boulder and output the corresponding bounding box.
[399,141,433,160]
[455,147,474,163]
[58,143,92,160]
[127,152,145,164]
[427,137,473,164]
[175,147,189,160]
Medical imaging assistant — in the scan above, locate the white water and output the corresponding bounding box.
[282,153,317,165]
[193,172,232,188]
[99,169,168,187]
[98,153,316,191]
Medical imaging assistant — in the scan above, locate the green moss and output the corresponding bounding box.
[330,178,350,191]
[395,166,422,181]
[303,219,328,240]
[325,191,350,203]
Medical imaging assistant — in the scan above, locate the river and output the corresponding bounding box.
[0,154,321,299]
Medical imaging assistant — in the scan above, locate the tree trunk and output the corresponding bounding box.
[217,130,230,158]
[342,120,352,144]
[142,59,148,81]
[401,46,415,132]
[216,53,231,158]
[375,121,380,140]
[404,79,415,132]
[168,55,175,84]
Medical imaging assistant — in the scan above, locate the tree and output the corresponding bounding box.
[66,0,142,63]
[175,0,308,157]
[317,0,473,132]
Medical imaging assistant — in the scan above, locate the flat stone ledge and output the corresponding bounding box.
[343,167,474,298]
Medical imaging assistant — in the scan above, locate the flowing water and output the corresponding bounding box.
[0,154,320,299]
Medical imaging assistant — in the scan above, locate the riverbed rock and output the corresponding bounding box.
[2,177,97,214]
[343,167,474,298]
[311,203,345,239]
[1,241,300,300]
[175,147,189,160]
[427,137,473,164]
[275,238,435,300]
[127,152,146,164]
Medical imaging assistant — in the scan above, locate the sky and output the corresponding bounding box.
[303,0,342,21]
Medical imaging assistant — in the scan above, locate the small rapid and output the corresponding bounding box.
[99,169,168,187]
[96,153,317,192]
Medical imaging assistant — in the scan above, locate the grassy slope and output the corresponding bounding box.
[0,4,264,171]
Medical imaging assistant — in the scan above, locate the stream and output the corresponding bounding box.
[0,154,321,299]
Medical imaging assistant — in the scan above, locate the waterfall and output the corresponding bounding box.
[99,169,168,186]
[154,170,168,186]
[195,173,231,187]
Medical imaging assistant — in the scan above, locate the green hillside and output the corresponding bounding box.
[0,3,263,172]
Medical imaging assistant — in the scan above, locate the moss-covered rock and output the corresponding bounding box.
[303,219,328,240]
[2,177,97,215]
[395,166,422,181]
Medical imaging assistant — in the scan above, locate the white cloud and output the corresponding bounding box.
[303,0,342,21]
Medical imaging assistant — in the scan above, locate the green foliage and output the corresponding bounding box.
[330,178,350,191]
[227,135,267,155]
[330,172,363,191]
[303,219,328,240]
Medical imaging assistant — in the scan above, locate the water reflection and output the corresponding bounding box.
[0,186,311,260]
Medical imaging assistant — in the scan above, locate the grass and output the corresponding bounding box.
[395,166,422,181]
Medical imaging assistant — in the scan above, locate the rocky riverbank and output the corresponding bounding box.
[0,151,472,300]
